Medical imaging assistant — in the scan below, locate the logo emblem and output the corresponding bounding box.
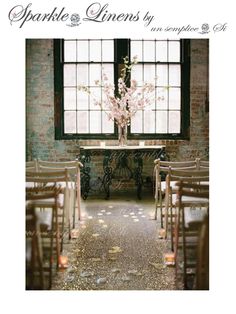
[199,23,210,34]
[67,13,81,27]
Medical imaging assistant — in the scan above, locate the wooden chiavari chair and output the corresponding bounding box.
[195,214,209,290]
[37,160,83,225]
[164,168,209,249]
[153,158,199,226]
[174,179,209,289]
[26,170,69,253]
[26,185,62,289]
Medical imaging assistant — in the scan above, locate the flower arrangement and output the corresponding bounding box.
[78,56,164,145]
[78,56,158,128]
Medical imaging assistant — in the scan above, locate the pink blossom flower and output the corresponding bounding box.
[78,56,159,126]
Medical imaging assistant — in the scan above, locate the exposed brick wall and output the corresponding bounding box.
[26,39,209,193]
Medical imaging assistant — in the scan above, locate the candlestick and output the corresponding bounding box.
[58,255,68,269]
[164,252,175,266]
[158,228,166,239]
[70,228,79,239]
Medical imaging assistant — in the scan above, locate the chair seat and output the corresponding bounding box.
[161,181,177,190]
[173,194,209,206]
[26,182,37,188]
[162,181,209,194]
[29,193,64,207]
[36,211,53,230]
[57,181,75,188]
[184,208,208,228]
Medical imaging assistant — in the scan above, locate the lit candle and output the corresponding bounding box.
[70,228,79,239]
[164,252,175,266]
[158,228,166,239]
[58,255,68,268]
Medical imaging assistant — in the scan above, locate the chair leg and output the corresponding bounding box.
[35,235,45,289]
[60,208,64,253]
[72,187,76,228]
[181,208,187,289]
[174,207,180,275]
[164,191,169,239]
[68,188,74,240]
[49,208,55,289]
[154,186,160,221]
[77,174,81,221]
[29,238,36,289]
[160,189,163,227]
[170,206,174,251]
[54,206,60,267]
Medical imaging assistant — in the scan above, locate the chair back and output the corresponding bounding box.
[26,169,69,185]
[37,159,83,222]
[153,158,200,222]
[198,160,209,169]
[174,180,209,289]
[166,168,209,187]
[26,160,38,172]
[38,160,82,182]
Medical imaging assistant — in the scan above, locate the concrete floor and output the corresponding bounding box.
[52,193,177,290]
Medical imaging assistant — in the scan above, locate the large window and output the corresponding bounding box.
[130,40,181,134]
[63,39,114,135]
[54,39,190,140]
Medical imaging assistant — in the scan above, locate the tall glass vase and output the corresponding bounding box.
[118,124,127,146]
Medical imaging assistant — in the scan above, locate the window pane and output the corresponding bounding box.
[90,40,101,62]
[131,41,142,61]
[64,88,76,110]
[131,64,143,86]
[64,40,76,62]
[169,88,181,110]
[144,64,155,85]
[156,111,167,133]
[168,41,180,62]
[169,65,181,86]
[102,64,114,85]
[102,111,114,133]
[169,111,181,133]
[144,110,155,133]
[89,64,102,86]
[64,111,76,133]
[131,110,142,133]
[102,40,114,61]
[77,40,89,61]
[64,64,76,86]
[143,41,155,61]
[90,88,101,109]
[90,111,101,133]
[156,41,167,62]
[77,64,88,86]
[156,65,168,86]
[77,90,88,110]
[156,88,168,109]
[77,111,88,133]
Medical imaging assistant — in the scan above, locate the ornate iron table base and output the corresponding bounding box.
[79,146,165,200]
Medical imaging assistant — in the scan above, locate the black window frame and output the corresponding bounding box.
[54,38,190,140]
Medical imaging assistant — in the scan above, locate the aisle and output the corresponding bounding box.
[52,197,176,290]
